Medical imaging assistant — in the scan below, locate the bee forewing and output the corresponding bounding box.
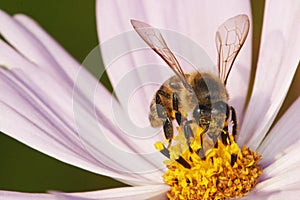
[131,19,192,91]
[216,14,250,85]
[130,19,167,49]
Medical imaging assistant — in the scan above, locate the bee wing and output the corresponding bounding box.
[216,14,250,85]
[131,19,192,90]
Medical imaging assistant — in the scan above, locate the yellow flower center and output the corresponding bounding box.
[155,124,262,200]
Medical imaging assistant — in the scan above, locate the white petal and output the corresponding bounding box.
[0,10,63,80]
[245,190,300,200]
[0,65,160,185]
[0,15,165,184]
[97,0,252,125]
[52,185,169,200]
[0,11,117,124]
[0,191,55,200]
[265,191,300,199]
[0,66,166,185]
[0,100,138,183]
[12,15,119,123]
[257,142,300,192]
[256,143,300,192]
[239,0,300,148]
[258,97,300,165]
[256,167,300,192]
[0,54,166,184]
[13,14,81,82]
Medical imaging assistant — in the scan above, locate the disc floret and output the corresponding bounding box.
[155,126,262,200]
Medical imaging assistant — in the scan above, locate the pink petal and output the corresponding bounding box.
[256,167,300,192]
[252,100,300,196]
[264,190,300,199]
[97,0,252,126]
[13,15,120,124]
[0,10,65,82]
[258,97,300,166]
[0,191,55,200]
[0,31,163,185]
[239,0,300,149]
[0,185,169,200]
[245,190,300,199]
[13,14,81,83]
[51,185,168,200]
[260,140,300,182]
[0,66,165,185]
[0,10,117,124]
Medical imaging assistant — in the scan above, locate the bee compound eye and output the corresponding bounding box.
[193,104,210,123]
[193,105,201,123]
[212,101,228,115]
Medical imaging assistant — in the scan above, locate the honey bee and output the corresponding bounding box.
[131,15,249,158]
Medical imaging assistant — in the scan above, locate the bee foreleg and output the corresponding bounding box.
[197,126,209,160]
[219,103,230,145]
[221,123,230,145]
[212,134,219,148]
[230,106,237,139]
[183,120,194,146]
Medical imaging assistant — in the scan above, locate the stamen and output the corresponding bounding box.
[156,124,262,199]
[155,142,191,169]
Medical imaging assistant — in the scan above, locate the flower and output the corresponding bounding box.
[1,0,300,200]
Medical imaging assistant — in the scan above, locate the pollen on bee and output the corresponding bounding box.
[157,124,262,200]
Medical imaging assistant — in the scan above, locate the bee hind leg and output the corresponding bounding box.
[172,92,184,126]
[155,91,174,147]
[155,92,167,119]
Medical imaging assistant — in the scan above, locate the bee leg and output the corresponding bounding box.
[229,109,238,165]
[220,103,230,145]
[157,87,171,98]
[221,124,230,145]
[197,126,208,160]
[183,120,194,148]
[172,92,183,125]
[212,134,219,148]
[163,118,173,147]
[198,139,206,160]
[175,112,182,126]
[230,106,238,139]
[155,92,174,147]
[172,92,179,111]
[159,128,193,169]
[155,93,167,118]
[231,154,238,166]
[159,144,191,169]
